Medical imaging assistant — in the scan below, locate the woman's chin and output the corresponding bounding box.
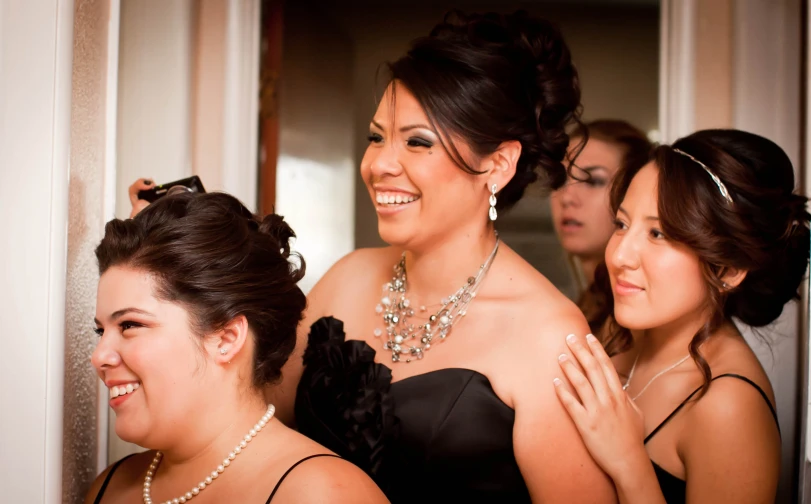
[377,223,414,247]
[114,421,148,447]
[612,310,650,332]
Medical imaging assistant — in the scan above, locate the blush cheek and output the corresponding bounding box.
[125,337,183,399]
[647,251,706,323]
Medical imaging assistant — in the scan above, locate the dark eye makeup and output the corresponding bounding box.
[406,136,433,148]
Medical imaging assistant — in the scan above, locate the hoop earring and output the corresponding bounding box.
[489,184,498,221]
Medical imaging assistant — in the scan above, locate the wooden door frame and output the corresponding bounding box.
[258,0,283,215]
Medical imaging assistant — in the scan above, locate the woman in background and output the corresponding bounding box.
[550,119,651,335]
[556,129,807,503]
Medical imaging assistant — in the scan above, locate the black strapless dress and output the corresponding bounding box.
[295,317,531,503]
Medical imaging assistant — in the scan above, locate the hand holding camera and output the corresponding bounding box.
[128,176,206,218]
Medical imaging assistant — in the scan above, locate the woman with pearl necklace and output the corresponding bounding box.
[85,192,387,504]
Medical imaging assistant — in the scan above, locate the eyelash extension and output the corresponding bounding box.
[94,327,104,337]
[367,133,383,143]
[407,137,433,148]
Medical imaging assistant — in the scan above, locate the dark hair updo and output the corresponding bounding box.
[601,129,810,394]
[387,9,584,210]
[95,192,307,387]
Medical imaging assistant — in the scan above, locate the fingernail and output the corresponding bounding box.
[586,334,597,343]
[558,353,568,362]
[566,334,576,343]
[553,378,562,387]
[144,179,152,185]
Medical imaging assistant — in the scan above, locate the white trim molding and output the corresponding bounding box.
[97,0,121,474]
[658,0,696,143]
[103,0,120,225]
[46,0,75,500]
[221,0,261,211]
[0,0,74,500]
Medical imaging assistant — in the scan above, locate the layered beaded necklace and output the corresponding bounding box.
[375,233,500,363]
[142,403,275,504]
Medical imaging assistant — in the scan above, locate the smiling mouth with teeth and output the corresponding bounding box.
[375,192,420,205]
[109,382,140,399]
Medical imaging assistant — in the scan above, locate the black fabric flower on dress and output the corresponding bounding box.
[294,316,399,482]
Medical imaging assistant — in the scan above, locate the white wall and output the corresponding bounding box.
[220,0,260,211]
[114,0,193,219]
[0,0,74,501]
[191,0,227,197]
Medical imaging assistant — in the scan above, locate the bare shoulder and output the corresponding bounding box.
[685,373,779,443]
[307,246,401,316]
[682,333,781,465]
[680,370,781,501]
[495,245,582,310]
[499,247,588,353]
[683,327,778,430]
[83,451,154,504]
[317,247,400,287]
[269,454,388,504]
[485,247,616,502]
[711,328,776,400]
[483,244,591,383]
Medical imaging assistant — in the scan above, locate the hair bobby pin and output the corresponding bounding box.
[672,148,733,204]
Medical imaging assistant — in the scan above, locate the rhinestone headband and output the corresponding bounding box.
[672,148,733,204]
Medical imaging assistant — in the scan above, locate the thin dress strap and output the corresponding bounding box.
[93,453,137,504]
[644,373,779,444]
[266,454,342,503]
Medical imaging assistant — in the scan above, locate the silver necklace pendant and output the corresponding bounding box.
[375,234,499,363]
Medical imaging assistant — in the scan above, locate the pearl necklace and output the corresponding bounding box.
[623,353,691,401]
[142,404,275,504]
[375,233,499,363]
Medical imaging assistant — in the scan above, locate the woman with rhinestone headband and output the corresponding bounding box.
[553,129,809,503]
[85,192,387,503]
[278,10,617,503]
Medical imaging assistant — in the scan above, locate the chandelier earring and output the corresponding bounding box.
[489,184,498,221]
